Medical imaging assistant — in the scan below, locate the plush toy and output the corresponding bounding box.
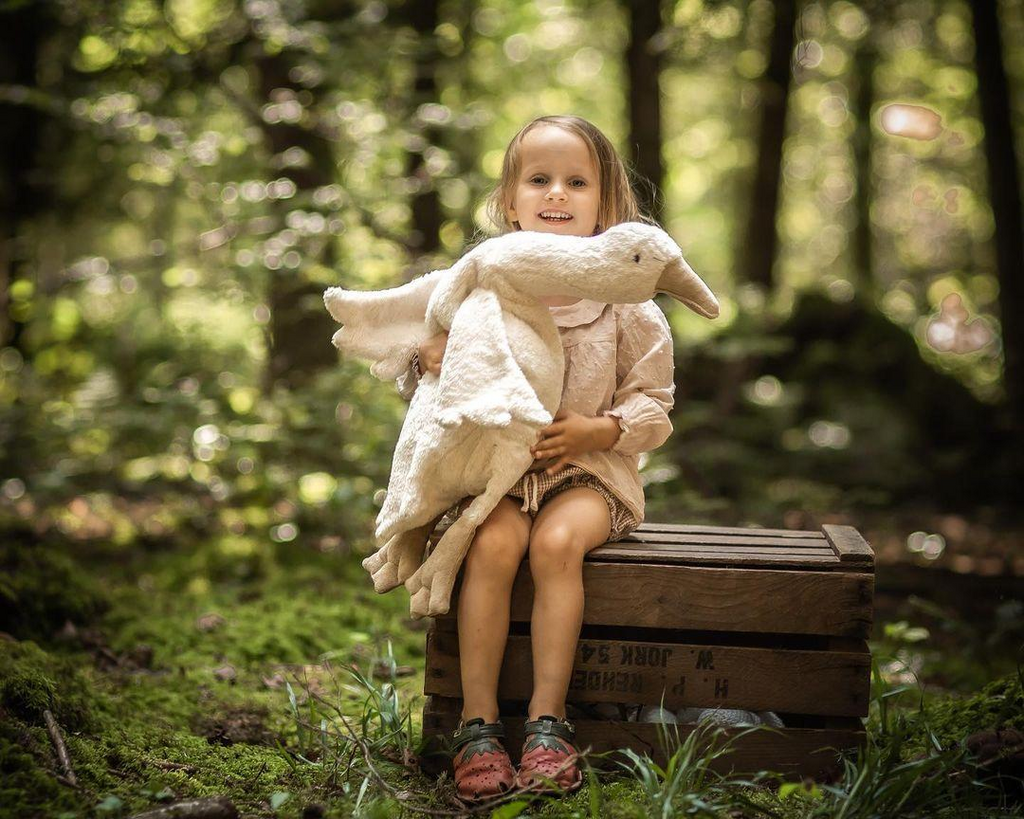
[324,223,719,618]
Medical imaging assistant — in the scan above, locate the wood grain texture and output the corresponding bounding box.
[619,532,831,549]
[627,523,823,539]
[425,632,871,716]
[422,696,863,777]
[822,524,876,565]
[498,563,874,637]
[587,545,841,569]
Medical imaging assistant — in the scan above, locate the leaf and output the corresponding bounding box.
[270,791,291,809]
[489,800,529,819]
[354,775,370,814]
[95,795,123,813]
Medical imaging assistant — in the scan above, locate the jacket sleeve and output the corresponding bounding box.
[395,352,420,401]
[601,301,676,456]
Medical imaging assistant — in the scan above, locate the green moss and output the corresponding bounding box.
[532,778,649,818]
[906,674,1024,757]
[0,542,109,642]
[0,718,84,818]
[0,641,93,729]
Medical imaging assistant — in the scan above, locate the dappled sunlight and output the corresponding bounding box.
[880,103,943,140]
[926,293,994,354]
[907,530,947,560]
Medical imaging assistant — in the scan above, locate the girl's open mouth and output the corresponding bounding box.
[539,212,573,223]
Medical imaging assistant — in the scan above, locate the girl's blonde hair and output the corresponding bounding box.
[484,115,650,235]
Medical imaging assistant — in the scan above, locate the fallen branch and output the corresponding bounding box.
[128,797,238,819]
[43,709,77,787]
[150,759,199,774]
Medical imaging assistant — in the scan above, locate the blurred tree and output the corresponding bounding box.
[625,0,665,222]
[739,0,795,290]
[851,0,883,297]
[969,0,1024,447]
[247,6,355,389]
[0,1,58,352]
[397,0,444,257]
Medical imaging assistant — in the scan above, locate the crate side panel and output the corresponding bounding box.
[425,633,870,717]
[421,702,862,778]
[502,563,874,637]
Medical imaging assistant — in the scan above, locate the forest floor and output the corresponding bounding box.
[2,507,1023,818]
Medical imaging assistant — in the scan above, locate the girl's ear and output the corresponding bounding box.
[506,199,521,232]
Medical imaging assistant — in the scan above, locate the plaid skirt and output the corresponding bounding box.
[446,465,638,542]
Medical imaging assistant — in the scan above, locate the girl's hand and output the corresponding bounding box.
[418,331,449,376]
[530,409,622,475]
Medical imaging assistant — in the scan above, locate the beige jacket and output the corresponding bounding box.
[396,298,675,525]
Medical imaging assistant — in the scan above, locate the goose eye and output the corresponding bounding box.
[633,253,641,263]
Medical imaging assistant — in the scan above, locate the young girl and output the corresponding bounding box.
[398,115,675,802]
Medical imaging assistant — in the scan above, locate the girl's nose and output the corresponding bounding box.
[545,183,568,200]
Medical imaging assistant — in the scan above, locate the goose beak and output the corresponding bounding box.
[656,256,720,319]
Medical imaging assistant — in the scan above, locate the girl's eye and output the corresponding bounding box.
[570,179,587,188]
[530,176,546,184]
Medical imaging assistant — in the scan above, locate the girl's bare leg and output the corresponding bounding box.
[526,486,611,720]
[457,496,532,723]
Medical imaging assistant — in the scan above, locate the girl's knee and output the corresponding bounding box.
[528,525,585,575]
[465,525,526,579]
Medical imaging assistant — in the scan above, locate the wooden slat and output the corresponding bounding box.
[595,539,835,553]
[822,524,875,565]
[619,532,831,549]
[632,523,823,539]
[423,697,863,778]
[425,632,870,717]
[587,547,840,569]
[496,563,874,637]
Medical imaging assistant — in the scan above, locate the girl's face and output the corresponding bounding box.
[506,125,601,237]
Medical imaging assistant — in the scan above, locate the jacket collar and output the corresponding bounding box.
[547,298,607,328]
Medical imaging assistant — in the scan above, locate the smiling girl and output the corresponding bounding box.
[399,115,676,802]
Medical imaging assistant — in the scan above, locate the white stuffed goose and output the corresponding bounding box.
[324,223,719,618]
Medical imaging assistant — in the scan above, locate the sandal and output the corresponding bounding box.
[516,714,583,795]
[451,717,516,803]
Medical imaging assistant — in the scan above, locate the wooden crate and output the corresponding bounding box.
[421,522,874,779]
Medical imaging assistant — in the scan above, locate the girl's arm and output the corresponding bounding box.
[601,301,676,456]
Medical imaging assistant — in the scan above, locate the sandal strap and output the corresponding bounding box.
[523,714,576,743]
[452,718,505,751]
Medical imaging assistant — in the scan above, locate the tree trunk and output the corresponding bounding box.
[402,0,443,259]
[740,0,796,290]
[851,4,879,297]
[625,0,664,223]
[969,0,1024,445]
[0,4,49,351]
[255,51,341,390]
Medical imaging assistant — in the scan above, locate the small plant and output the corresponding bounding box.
[805,657,1008,818]
[340,640,416,764]
[612,716,775,819]
[277,649,453,815]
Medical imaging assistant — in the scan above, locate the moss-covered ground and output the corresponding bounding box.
[2,523,1022,818]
